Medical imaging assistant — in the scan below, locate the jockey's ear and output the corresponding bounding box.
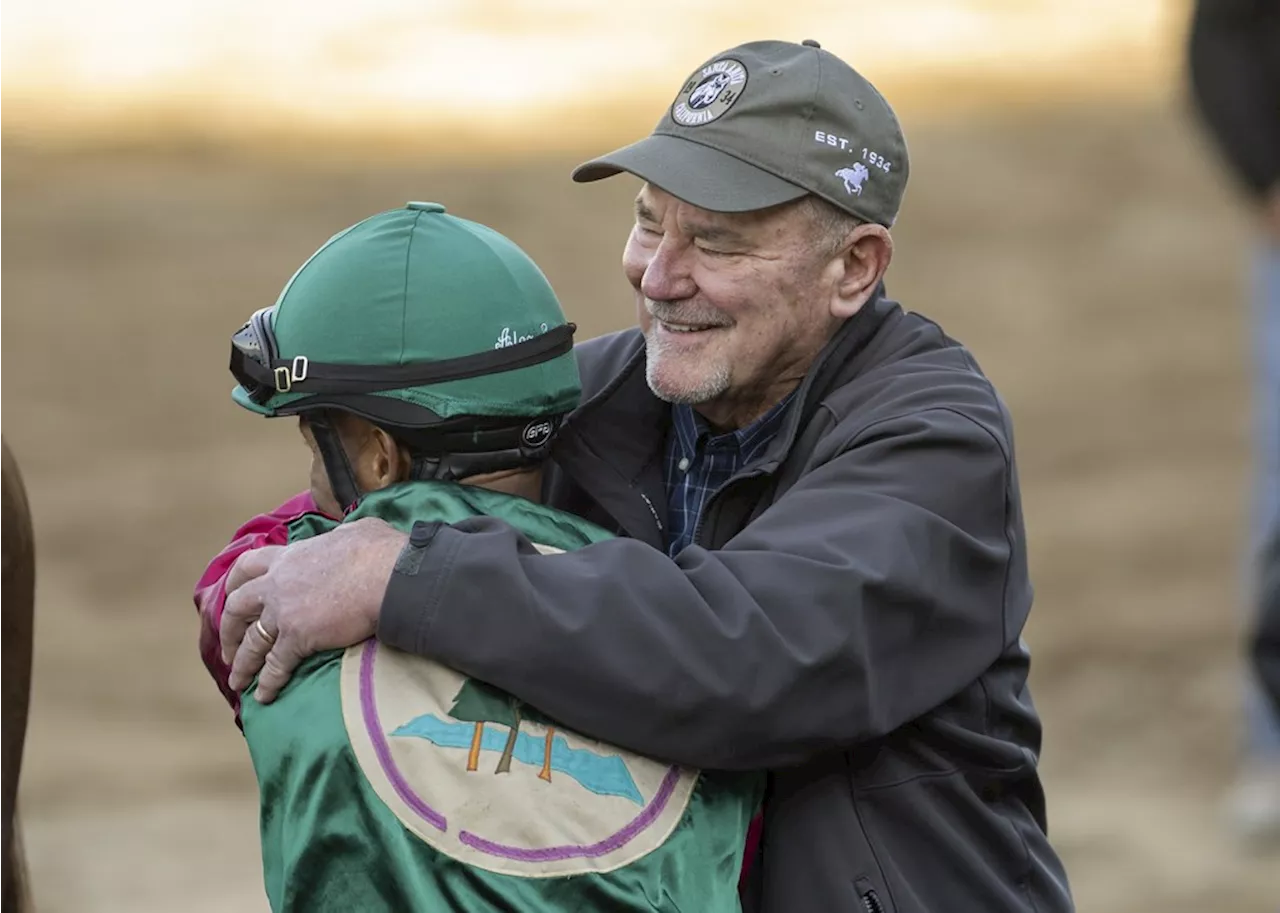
[827,222,892,321]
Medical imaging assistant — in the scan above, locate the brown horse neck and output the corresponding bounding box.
[2,438,36,913]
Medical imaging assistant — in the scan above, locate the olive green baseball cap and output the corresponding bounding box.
[230,202,580,423]
[573,39,909,226]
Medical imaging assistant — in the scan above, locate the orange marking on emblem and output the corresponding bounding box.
[538,729,555,782]
[466,722,484,772]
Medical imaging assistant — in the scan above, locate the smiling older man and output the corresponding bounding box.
[220,39,1074,912]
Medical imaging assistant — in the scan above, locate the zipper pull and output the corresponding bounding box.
[861,888,886,913]
[638,491,663,534]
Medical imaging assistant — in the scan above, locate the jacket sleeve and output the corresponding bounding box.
[193,490,320,724]
[378,408,1019,770]
[1188,0,1280,198]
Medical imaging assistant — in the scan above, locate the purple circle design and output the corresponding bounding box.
[358,639,685,861]
[359,640,446,831]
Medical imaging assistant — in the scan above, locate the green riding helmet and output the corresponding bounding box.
[229,202,581,508]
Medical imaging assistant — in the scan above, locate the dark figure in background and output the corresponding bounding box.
[2,439,35,912]
[1188,0,1280,841]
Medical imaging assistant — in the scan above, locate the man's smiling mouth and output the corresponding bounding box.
[657,319,727,334]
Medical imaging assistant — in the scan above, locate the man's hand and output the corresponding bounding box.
[220,517,407,703]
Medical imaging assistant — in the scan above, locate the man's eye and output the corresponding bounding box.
[695,244,734,258]
[637,224,662,238]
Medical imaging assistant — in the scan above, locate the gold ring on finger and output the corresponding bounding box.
[254,618,276,645]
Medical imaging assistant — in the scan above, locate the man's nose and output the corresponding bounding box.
[640,239,697,303]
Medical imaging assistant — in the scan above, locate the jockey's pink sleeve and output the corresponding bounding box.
[740,812,763,890]
[194,490,320,724]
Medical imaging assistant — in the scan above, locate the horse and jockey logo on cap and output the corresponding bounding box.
[689,72,732,109]
[835,163,871,196]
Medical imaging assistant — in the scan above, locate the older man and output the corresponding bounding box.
[222,40,1074,912]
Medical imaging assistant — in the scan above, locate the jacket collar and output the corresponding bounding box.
[553,288,900,526]
[755,287,900,470]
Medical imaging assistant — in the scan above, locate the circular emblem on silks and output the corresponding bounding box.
[340,638,700,877]
[671,58,748,127]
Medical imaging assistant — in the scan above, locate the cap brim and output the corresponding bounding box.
[232,384,273,415]
[572,134,807,213]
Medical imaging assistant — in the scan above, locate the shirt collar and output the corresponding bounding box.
[670,389,798,465]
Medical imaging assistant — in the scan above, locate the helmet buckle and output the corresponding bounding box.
[274,356,309,393]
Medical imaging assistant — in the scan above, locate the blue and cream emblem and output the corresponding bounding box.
[340,563,699,876]
[671,58,748,127]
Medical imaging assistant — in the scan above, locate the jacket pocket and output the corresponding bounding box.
[760,755,894,911]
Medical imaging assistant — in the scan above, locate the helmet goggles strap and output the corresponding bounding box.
[230,307,576,403]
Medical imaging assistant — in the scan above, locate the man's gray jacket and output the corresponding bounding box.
[380,292,1075,912]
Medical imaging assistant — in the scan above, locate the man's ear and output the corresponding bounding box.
[829,224,894,321]
[368,425,411,487]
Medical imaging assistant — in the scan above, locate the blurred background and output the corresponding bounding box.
[2,0,1278,910]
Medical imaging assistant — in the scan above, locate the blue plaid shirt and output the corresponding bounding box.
[663,395,796,557]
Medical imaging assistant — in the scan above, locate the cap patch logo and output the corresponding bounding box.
[671,59,747,127]
[835,163,870,196]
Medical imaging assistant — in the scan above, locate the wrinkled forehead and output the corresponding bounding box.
[635,182,802,240]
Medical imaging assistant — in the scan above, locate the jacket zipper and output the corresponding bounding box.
[690,468,765,549]
[861,888,885,913]
[637,490,663,537]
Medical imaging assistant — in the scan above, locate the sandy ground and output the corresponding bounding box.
[3,100,1279,911]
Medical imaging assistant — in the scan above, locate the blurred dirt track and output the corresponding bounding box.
[3,101,1278,911]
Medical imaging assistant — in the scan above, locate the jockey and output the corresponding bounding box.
[193,203,761,912]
